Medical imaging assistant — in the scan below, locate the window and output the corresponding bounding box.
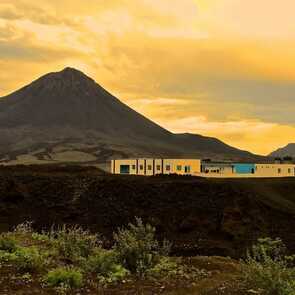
[147,165,152,171]
[120,165,130,174]
[288,168,291,174]
[177,165,182,171]
[278,168,281,174]
[132,165,136,170]
[185,166,191,173]
[166,165,171,171]
[140,165,144,170]
[156,165,161,171]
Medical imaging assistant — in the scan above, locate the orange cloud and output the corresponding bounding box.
[0,0,294,155]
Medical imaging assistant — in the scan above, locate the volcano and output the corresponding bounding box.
[0,67,261,165]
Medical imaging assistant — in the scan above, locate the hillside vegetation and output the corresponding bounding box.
[0,220,294,294]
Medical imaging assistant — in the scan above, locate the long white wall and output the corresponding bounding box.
[111,159,295,178]
[111,159,201,176]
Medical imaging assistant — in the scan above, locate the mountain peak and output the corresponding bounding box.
[62,66,79,72]
[0,67,171,138]
[29,67,96,92]
[50,67,93,82]
[60,67,85,75]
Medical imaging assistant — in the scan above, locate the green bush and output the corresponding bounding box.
[147,257,178,278]
[87,249,129,284]
[45,267,83,289]
[51,225,99,262]
[113,217,171,276]
[0,246,46,272]
[251,238,287,262]
[87,249,119,274]
[32,232,50,243]
[0,234,18,253]
[242,238,295,295]
[97,264,129,285]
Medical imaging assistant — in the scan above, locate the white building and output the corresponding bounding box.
[111,158,295,178]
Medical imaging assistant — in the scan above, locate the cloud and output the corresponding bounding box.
[196,0,295,39]
[155,115,295,155]
[0,0,295,154]
[87,33,295,125]
[0,4,22,20]
[129,97,190,106]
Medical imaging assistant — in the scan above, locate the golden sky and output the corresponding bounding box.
[0,0,294,155]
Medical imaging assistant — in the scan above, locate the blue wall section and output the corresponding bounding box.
[234,163,255,174]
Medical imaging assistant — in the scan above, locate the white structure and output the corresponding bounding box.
[111,159,201,176]
[111,158,295,178]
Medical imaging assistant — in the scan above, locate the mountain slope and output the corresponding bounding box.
[269,143,295,158]
[0,67,261,164]
[0,67,170,139]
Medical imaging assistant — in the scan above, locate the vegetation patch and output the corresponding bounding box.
[241,238,295,295]
[0,234,18,253]
[114,217,171,276]
[0,220,294,294]
[50,225,99,263]
[45,267,83,289]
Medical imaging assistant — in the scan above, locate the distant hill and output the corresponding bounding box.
[269,143,295,158]
[0,67,262,165]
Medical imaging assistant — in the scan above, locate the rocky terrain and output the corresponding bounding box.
[0,165,294,258]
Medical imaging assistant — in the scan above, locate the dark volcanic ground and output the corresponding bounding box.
[0,165,295,258]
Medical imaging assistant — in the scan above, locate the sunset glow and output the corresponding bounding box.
[0,0,294,155]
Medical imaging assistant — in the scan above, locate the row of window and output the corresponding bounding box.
[257,167,293,174]
[130,164,191,172]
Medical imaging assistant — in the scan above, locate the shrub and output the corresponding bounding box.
[45,267,83,289]
[242,238,295,295]
[51,225,99,262]
[87,249,119,275]
[113,217,171,276]
[0,234,18,253]
[0,246,46,272]
[97,264,129,285]
[87,249,129,284]
[14,247,46,272]
[32,232,50,243]
[251,237,287,262]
